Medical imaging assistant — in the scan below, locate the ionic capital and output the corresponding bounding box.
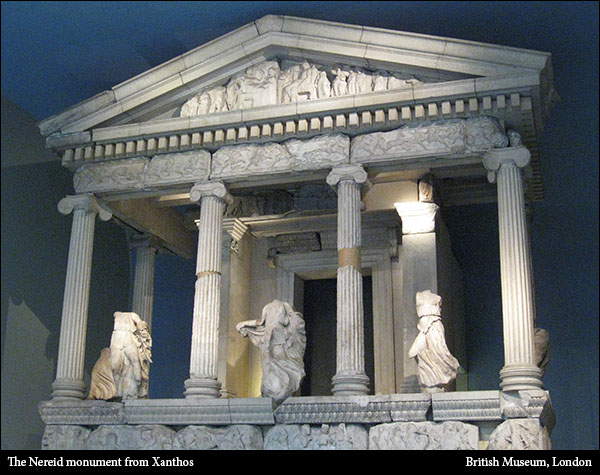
[58,194,112,221]
[127,233,163,251]
[326,165,369,188]
[190,181,233,205]
[483,146,531,183]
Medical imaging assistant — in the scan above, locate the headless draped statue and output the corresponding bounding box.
[88,311,152,400]
[236,300,306,406]
[408,290,459,393]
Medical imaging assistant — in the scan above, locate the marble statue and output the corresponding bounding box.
[408,290,459,393]
[331,67,350,96]
[88,311,152,400]
[236,300,306,405]
[180,59,426,117]
[88,348,118,400]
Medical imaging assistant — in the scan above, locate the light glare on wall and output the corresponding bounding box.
[394,201,438,235]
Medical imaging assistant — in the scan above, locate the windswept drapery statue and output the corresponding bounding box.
[88,311,152,400]
[236,300,306,406]
[408,290,460,393]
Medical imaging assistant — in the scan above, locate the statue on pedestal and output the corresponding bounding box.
[88,311,152,400]
[408,290,459,393]
[236,300,306,405]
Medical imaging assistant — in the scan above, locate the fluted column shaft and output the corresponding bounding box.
[484,147,543,391]
[52,194,112,399]
[131,238,159,333]
[184,182,232,399]
[327,165,370,395]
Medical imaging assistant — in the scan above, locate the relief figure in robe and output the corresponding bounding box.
[408,290,459,393]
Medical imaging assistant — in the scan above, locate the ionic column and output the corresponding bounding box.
[483,146,543,391]
[51,194,112,399]
[184,182,232,399]
[327,165,370,395]
[129,235,160,333]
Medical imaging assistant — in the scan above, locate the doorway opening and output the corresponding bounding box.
[300,276,374,396]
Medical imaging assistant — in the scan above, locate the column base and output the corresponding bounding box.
[331,373,370,396]
[500,364,543,392]
[184,377,222,399]
[51,378,87,400]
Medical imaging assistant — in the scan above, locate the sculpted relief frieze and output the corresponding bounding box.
[74,151,211,194]
[211,133,350,179]
[72,118,506,194]
[179,60,425,117]
[351,116,508,163]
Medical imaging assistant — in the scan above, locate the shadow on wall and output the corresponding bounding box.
[1,160,130,449]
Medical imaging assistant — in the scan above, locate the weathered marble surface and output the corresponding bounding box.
[42,425,90,450]
[265,423,368,450]
[86,424,175,450]
[237,300,306,405]
[408,290,460,393]
[487,418,551,450]
[173,425,263,450]
[211,133,349,179]
[88,311,152,401]
[73,151,211,193]
[180,60,425,117]
[275,394,431,424]
[369,421,479,450]
[351,116,508,163]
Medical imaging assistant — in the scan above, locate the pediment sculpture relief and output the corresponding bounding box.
[180,60,424,117]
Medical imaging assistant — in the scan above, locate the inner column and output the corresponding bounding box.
[184,181,232,399]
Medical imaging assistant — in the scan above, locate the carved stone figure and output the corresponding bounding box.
[487,419,551,450]
[372,71,389,91]
[408,290,459,393]
[88,311,152,400]
[236,300,306,405]
[369,421,479,450]
[110,311,152,400]
[281,60,319,102]
[264,423,368,450]
[180,59,430,116]
[316,70,331,98]
[227,60,280,110]
[331,67,350,96]
[418,173,436,203]
[88,347,118,400]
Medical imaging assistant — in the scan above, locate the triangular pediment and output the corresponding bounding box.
[39,15,553,141]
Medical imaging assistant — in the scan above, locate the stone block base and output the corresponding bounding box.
[39,391,554,450]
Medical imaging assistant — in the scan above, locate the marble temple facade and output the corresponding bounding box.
[36,16,556,450]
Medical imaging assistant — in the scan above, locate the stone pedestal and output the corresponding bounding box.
[51,195,112,400]
[327,165,370,395]
[483,147,543,391]
[184,182,232,399]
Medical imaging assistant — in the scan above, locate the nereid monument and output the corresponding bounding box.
[37,16,557,450]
